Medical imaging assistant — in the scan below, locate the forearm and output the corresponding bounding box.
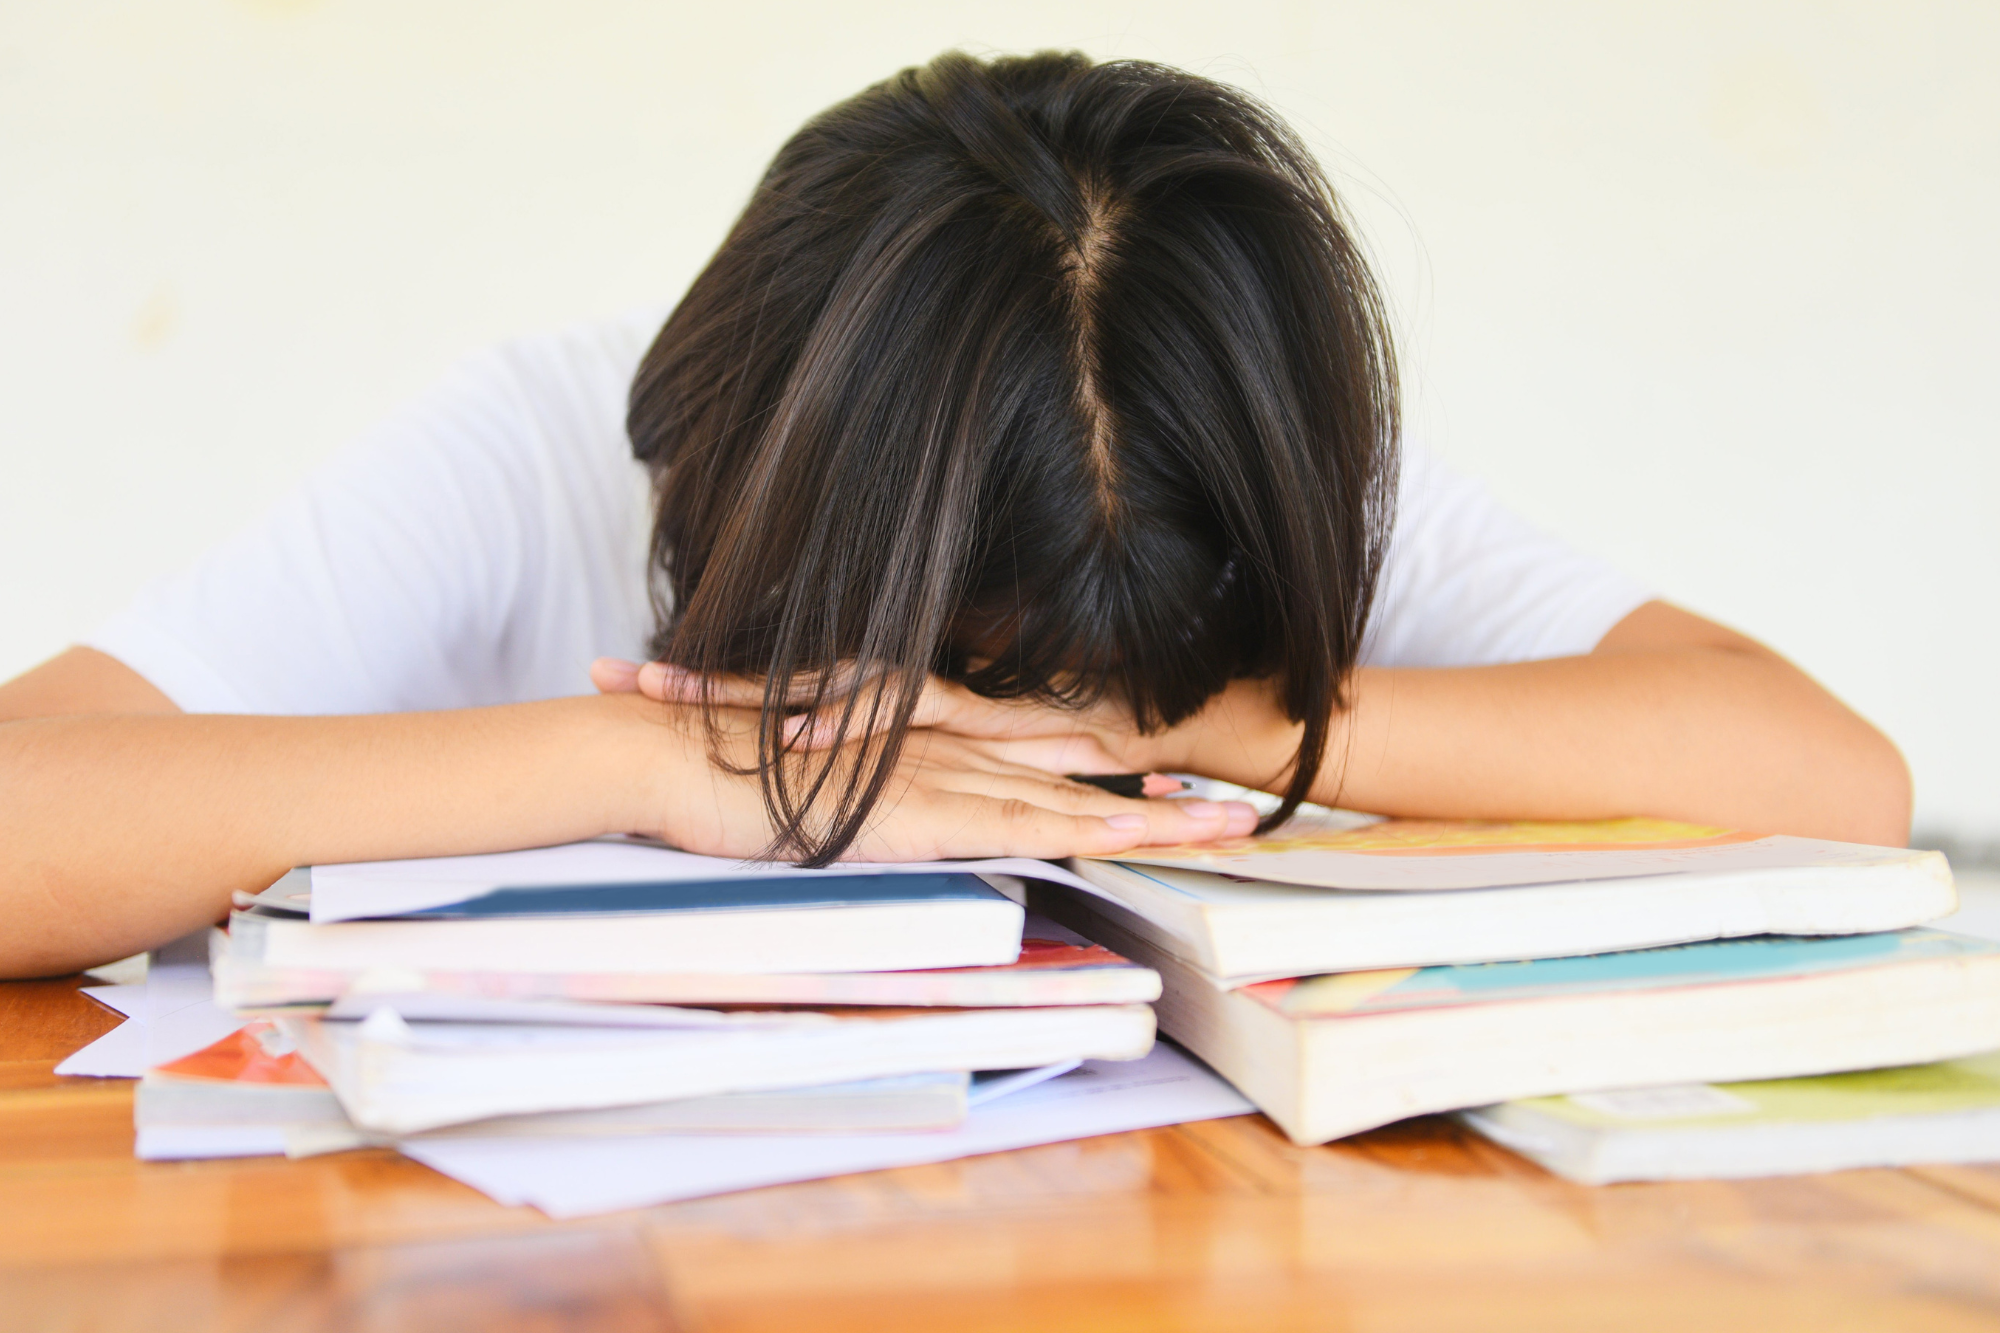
[1163,648,1910,845]
[0,694,674,977]
[1330,649,1908,841]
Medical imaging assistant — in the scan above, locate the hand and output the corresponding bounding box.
[592,656,1302,798]
[597,658,1161,773]
[609,691,1262,861]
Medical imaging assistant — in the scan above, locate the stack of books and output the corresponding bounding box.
[140,806,2000,1191]
[143,845,1167,1160]
[1032,802,2000,1181]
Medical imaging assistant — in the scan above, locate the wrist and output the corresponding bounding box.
[588,692,707,841]
[1175,677,1308,793]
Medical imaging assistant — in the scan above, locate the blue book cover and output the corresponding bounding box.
[398,872,1011,919]
[1248,929,1999,1018]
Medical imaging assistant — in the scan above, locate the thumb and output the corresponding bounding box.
[590,657,643,694]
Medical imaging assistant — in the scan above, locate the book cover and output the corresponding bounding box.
[1095,815,1947,892]
[398,872,1008,918]
[304,840,1102,924]
[1504,1051,2000,1130]
[151,1020,328,1087]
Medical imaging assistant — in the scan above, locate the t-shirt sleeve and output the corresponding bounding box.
[1360,445,1655,668]
[85,316,656,715]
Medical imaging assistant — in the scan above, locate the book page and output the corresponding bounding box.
[1100,821,1926,891]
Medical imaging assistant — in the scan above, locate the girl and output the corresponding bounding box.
[0,52,1909,978]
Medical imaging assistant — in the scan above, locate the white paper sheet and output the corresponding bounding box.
[136,1125,291,1160]
[400,1044,1254,1217]
[324,992,816,1026]
[968,1059,1081,1107]
[55,935,244,1078]
[54,1015,150,1078]
[308,839,1096,923]
[80,983,146,1019]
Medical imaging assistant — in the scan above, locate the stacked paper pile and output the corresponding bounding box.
[1034,796,2000,1182]
[127,840,1255,1214]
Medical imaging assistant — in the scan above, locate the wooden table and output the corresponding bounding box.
[7,977,2000,1332]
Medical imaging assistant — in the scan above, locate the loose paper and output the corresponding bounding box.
[55,933,244,1078]
[400,1043,1253,1218]
[80,983,146,1019]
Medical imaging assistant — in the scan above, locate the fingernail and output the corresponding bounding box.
[1222,802,1261,836]
[1105,814,1148,831]
[1178,800,1225,820]
[594,657,640,682]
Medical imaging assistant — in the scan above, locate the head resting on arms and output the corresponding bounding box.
[629,49,1399,864]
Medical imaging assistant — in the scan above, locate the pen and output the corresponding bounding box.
[1067,773,1193,800]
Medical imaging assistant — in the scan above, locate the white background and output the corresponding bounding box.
[3,1,1994,842]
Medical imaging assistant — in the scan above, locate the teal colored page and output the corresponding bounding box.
[1260,929,1997,1017]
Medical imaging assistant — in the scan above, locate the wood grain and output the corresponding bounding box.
[6,976,2000,1332]
[0,973,124,1094]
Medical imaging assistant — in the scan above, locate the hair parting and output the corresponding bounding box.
[630,50,1399,863]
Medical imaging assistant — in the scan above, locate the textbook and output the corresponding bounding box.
[1035,888,2000,1146]
[281,1000,1157,1134]
[1093,813,1954,893]
[134,1024,981,1159]
[1460,1051,2000,1184]
[212,914,1159,1012]
[298,838,1102,924]
[228,871,1026,976]
[1071,818,1954,982]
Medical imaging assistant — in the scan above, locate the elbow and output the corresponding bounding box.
[1823,724,1913,848]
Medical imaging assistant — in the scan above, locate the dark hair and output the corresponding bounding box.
[629,50,1398,863]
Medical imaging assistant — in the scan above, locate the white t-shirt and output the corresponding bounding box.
[89,310,1654,715]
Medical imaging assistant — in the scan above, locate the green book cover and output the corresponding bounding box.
[1506,1051,2000,1129]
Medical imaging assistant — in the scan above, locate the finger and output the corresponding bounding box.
[1001,762,1258,842]
[951,733,1127,776]
[1218,800,1261,838]
[789,677,1117,751]
[926,769,1257,846]
[632,662,781,709]
[590,657,642,693]
[908,679,1118,744]
[645,661,912,716]
[783,675,960,748]
[898,730,1112,783]
[848,791,1158,862]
